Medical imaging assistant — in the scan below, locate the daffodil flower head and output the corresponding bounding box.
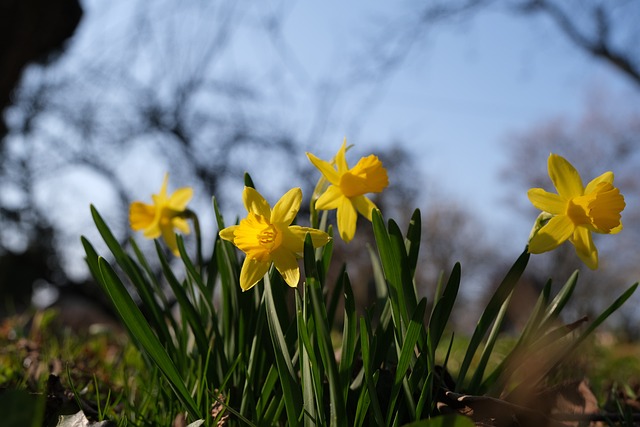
[306,138,389,243]
[129,173,193,256]
[219,187,331,291]
[527,153,625,269]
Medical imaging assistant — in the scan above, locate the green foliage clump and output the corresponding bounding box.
[78,177,637,425]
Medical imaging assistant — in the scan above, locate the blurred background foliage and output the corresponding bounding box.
[0,0,639,336]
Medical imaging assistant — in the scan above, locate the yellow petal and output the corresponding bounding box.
[571,227,598,269]
[168,187,193,210]
[129,202,156,231]
[143,224,161,239]
[151,193,166,207]
[307,152,340,185]
[584,171,614,194]
[233,214,272,262]
[341,155,388,197]
[279,227,305,254]
[609,222,623,234]
[528,215,574,254]
[218,225,238,242]
[548,154,584,198]
[527,188,566,215]
[159,173,169,197]
[336,197,357,243]
[172,217,191,234]
[272,249,300,288]
[271,187,302,225]
[315,186,344,210]
[311,174,331,201]
[335,138,349,174]
[161,225,180,256]
[240,258,270,291]
[352,195,377,221]
[588,183,625,233]
[284,226,330,252]
[243,187,271,218]
[136,207,161,238]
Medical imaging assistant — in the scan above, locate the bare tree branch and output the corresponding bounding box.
[519,0,640,87]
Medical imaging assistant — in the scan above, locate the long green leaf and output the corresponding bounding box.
[360,317,385,426]
[264,272,302,426]
[326,265,346,329]
[296,292,323,427]
[321,230,334,276]
[303,233,345,425]
[539,271,578,328]
[240,302,268,417]
[259,397,284,427]
[386,298,427,425]
[456,250,529,389]
[548,282,638,376]
[177,235,227,384]
[416,334,455,418]
[368,244,388,303]
[428,263,461,356]
[97,257,200,417]
[518,279,552,344]
[353,380,372,427]
[244,172,256,189]
[391,217,418,302]
[155,241,211,360]
[405,209,421,280]
[388,217,418,325]
[372,210,404,333]
[214,236,240,361]
[339,272,358,402]
[81,237,105,292]
[309,280,347,427]
[256,366,280,419]
[467,291,513,393]
[176,234,215,315]
[481,280,552,393]
[90,206,174,347]
[505,282,638,402]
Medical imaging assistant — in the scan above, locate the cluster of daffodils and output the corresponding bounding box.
[129,140,389,291]
[129,146,625,291]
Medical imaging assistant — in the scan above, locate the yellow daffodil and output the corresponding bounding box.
[527,153,625,269]
[219,187,330,291]
[129,173,193,256]
[306,139,389,243]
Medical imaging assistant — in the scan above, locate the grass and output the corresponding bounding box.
[2,307,640,426]
[0,308,157,426]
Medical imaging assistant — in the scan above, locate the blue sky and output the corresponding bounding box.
[272,2,639,252]
[20,1,639,278]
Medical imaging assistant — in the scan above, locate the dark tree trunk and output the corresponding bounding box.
[0,0,82,137]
